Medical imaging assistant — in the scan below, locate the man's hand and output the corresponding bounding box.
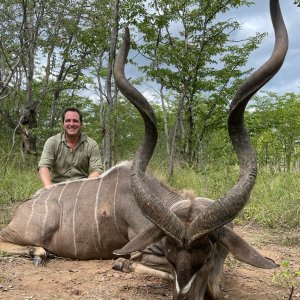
[88,171,101,179]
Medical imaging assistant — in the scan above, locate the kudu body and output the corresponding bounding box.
[0,0,288,299]
[0,161,182,260]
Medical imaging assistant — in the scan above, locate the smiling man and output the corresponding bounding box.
[38,107,103,188]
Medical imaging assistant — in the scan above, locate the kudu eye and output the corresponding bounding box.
[165,241,182,267]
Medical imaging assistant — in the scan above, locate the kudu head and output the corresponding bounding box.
[113,0,288,298]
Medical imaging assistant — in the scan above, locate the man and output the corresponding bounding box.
[38,107,102,188]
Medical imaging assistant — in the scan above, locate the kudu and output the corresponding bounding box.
[0,0,288,299]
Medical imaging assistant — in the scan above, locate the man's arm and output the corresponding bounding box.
[39,166,53,188]
[38,136,57,187]
[88,140,103,176]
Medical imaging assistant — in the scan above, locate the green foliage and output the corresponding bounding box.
[272,260,300,288]
[0,155,40,206]
[241,171,300,229]
[165,162,238,199]
[294,0,300,7]
[0,0,114,155]
[119,0,265,167]
[150,159,300,230]
[249,92,300,171]
[0,252,11,257]
[134,0,262,97]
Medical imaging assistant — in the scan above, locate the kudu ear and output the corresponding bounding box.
[219,227,278,269]
[113,225,164,256]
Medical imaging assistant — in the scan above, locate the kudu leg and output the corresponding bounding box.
[0,241,47,266]
[112,252,174,281]
[113,257,174,280]
[0,241,31,255]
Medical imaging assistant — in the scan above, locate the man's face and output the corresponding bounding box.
[63,111,82,138]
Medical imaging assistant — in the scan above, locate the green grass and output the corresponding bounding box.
[272,260,300,288]
[0,155,41,229]
[0,155,40,205]
[243,171,300,229]
[152,161,299,230]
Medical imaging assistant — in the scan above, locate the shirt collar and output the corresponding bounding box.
[61,132,86,144]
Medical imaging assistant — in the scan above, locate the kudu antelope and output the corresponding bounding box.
[0,0,288,298]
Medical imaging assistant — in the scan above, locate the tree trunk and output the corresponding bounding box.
[160,84,171,157]
[168,90,187,179]
[103,0,119,170]
[20,2,44,155]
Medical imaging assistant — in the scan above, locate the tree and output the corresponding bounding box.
[0,0,116,163]
[249,92,300,171]
[294,0,300,7]
[0,0,46,154]
[2,0,295,179]
[122,0,265,177]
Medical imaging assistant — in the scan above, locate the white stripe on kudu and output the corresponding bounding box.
[54,183,68,251]
[25,189,51,240]
[113,165,121,236]
[72,181,86,257]
[94,177,103,253]
[42,188,56,237]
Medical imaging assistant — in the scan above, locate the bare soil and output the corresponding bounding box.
[0,224,299,300]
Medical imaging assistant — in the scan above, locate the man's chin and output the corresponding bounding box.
[66,131,80,137]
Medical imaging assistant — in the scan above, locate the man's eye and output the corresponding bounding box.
[65,119,79,123]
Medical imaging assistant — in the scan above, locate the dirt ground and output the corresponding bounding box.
[0,224,299,300]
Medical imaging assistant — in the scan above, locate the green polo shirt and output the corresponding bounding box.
[38,133,103,183]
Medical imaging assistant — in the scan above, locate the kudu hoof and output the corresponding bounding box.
[33,255,44,267]
[29,247,48,267]
[112,258,132,273]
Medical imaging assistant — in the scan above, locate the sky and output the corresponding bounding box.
[227,0,299,95]
[137,0,300,101]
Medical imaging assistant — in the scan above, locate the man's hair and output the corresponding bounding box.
[61,107,83,123]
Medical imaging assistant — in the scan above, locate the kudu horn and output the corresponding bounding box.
[114,27,186,246]
[187,0,288,245]
[114,0,288,248]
